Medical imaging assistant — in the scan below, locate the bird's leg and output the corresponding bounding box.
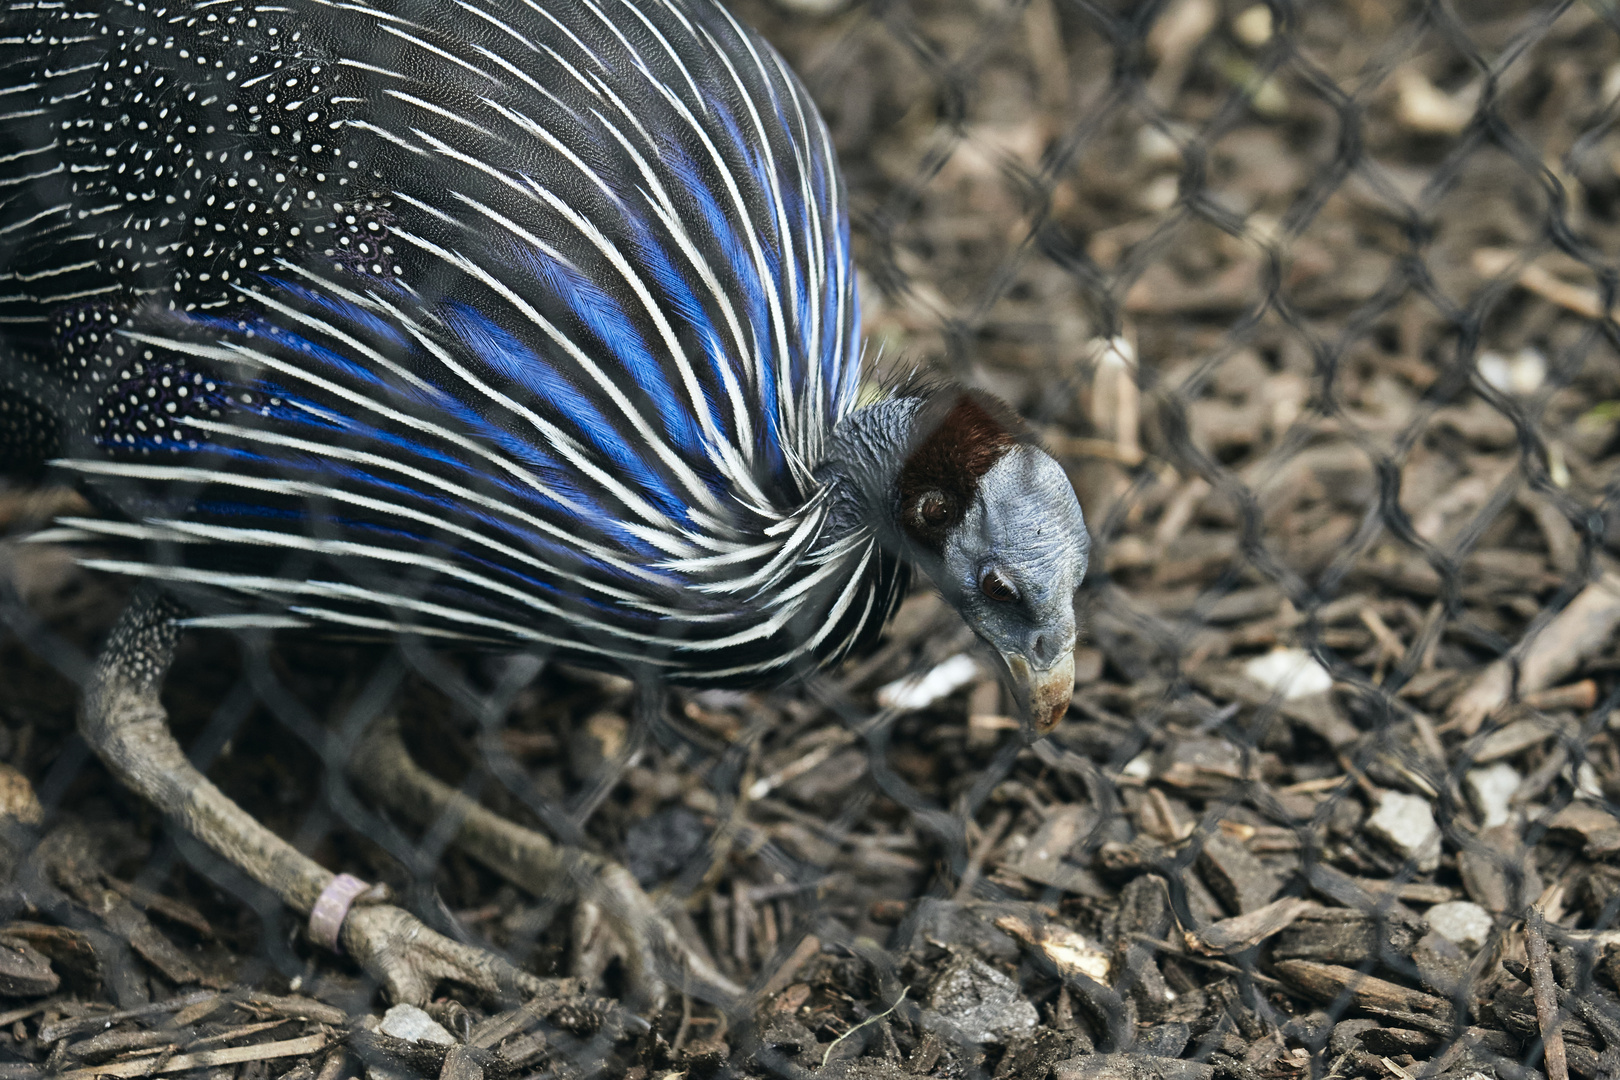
[348,713,740,1010]
[80,588,561,1004]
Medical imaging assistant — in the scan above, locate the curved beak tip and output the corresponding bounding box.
[1004,650,1075,743]
[1032,696,1067,738]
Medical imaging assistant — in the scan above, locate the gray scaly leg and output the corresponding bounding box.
[81,587,558,1004]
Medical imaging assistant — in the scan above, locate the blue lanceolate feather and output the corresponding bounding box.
[357,376,659,552]
[619,218,735,442]
[319,461,647,576]
[839,219,862,413]
[257,278,417,354]
[231,389,664,561]
[520,247,710,458]
[196,501,308,521]
[656,144,786,468]
[660,145,772,361]
[440,302,686,521]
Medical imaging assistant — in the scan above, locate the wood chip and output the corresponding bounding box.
[38,990,215,1044]
[468,1002,546,1051]
[0,937,58,998]
[1184,896,1317,955]
[1272,908,1421,967]
[1009,804,1109,899]
[1272,959,1449,1015]
[755,934,821,1000]
[170,996,224,1028]
[1194,669,1360,749]
[1526,907,1568,1080]
[66,1028,176,1064]
[1474,248,1611,320]
[440,1045,484,1080]
[0,997,59,1028]
[242,993,348,1027]
[492,1032,548,1070]
[1447,572,1620,735]
[103,879,214,940]
[1056,1052,1215,1080]
[994,913,1111,982]
[0,762,43,825]
[1458,825,1538,914]
[1468,717,1572,764]
[184,1020,291,1052]
[1196,832,1284,914]
[55,1033,327,1080]
[1349,879,1458,904]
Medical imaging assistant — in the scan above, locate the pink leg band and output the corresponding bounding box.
[309,873,371,953]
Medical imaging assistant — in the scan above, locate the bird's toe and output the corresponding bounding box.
[577,862,743,1013]
[341,902,562,1007]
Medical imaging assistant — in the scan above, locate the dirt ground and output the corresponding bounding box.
[5,0,1620,1078]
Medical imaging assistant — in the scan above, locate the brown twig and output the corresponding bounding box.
[671,992,694,1054]
[56,1034,329,1080]
[757,934,823,1000]
[1526,906,1569,1080]
[314,1048,346,1080]
[1334,752,1382,800]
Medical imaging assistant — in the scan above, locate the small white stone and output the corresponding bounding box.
[1465,762,1520,829]
[928,955,1039,1045]
[1137,126,1184,168]
[1426,900,1493,953]
[379,1004,455,1047]
[1478,347,1545,395]
[1577,761,1604,800]
[1394,68,1476,136]
[1139,174,1180,213]
[1094,335,1136,370]
[1232,4,1272,46]
[1243,648,1333,700]
[1604,60,1620,105]
[876,654,981,712]
[1365,790,1441,873]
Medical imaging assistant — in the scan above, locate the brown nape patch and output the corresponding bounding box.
[896,388,1035,553]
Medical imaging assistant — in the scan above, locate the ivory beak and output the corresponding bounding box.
[1001,648,1074,742]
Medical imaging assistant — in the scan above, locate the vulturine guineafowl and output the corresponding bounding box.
[0,0,1090,1005]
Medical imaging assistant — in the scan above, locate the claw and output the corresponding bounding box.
[340,903,554,1005]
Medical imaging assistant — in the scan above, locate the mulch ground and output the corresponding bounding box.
[5,0,1620,1078]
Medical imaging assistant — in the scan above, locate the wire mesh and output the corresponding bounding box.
[4,0,1620,1077]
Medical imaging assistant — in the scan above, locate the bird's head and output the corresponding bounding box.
[895,390,1090,741]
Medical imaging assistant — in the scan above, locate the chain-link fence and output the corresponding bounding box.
[4,0,1620,1077]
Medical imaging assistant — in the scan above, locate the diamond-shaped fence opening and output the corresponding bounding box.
[4,0,1620,1077]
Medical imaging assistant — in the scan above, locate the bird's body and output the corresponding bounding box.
[0,0,915,684]
[1,0,1090,1004]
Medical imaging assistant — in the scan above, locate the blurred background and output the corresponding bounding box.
[6,0,1620,1077]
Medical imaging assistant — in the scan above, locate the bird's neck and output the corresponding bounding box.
[815,394,925,548]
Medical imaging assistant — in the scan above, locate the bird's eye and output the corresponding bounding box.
[913,490,952,529]
[980,567,1019,604]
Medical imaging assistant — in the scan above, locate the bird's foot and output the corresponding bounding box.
[350,715,740,1011]
[339,901,565,1006]
[569,859,736,1010]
